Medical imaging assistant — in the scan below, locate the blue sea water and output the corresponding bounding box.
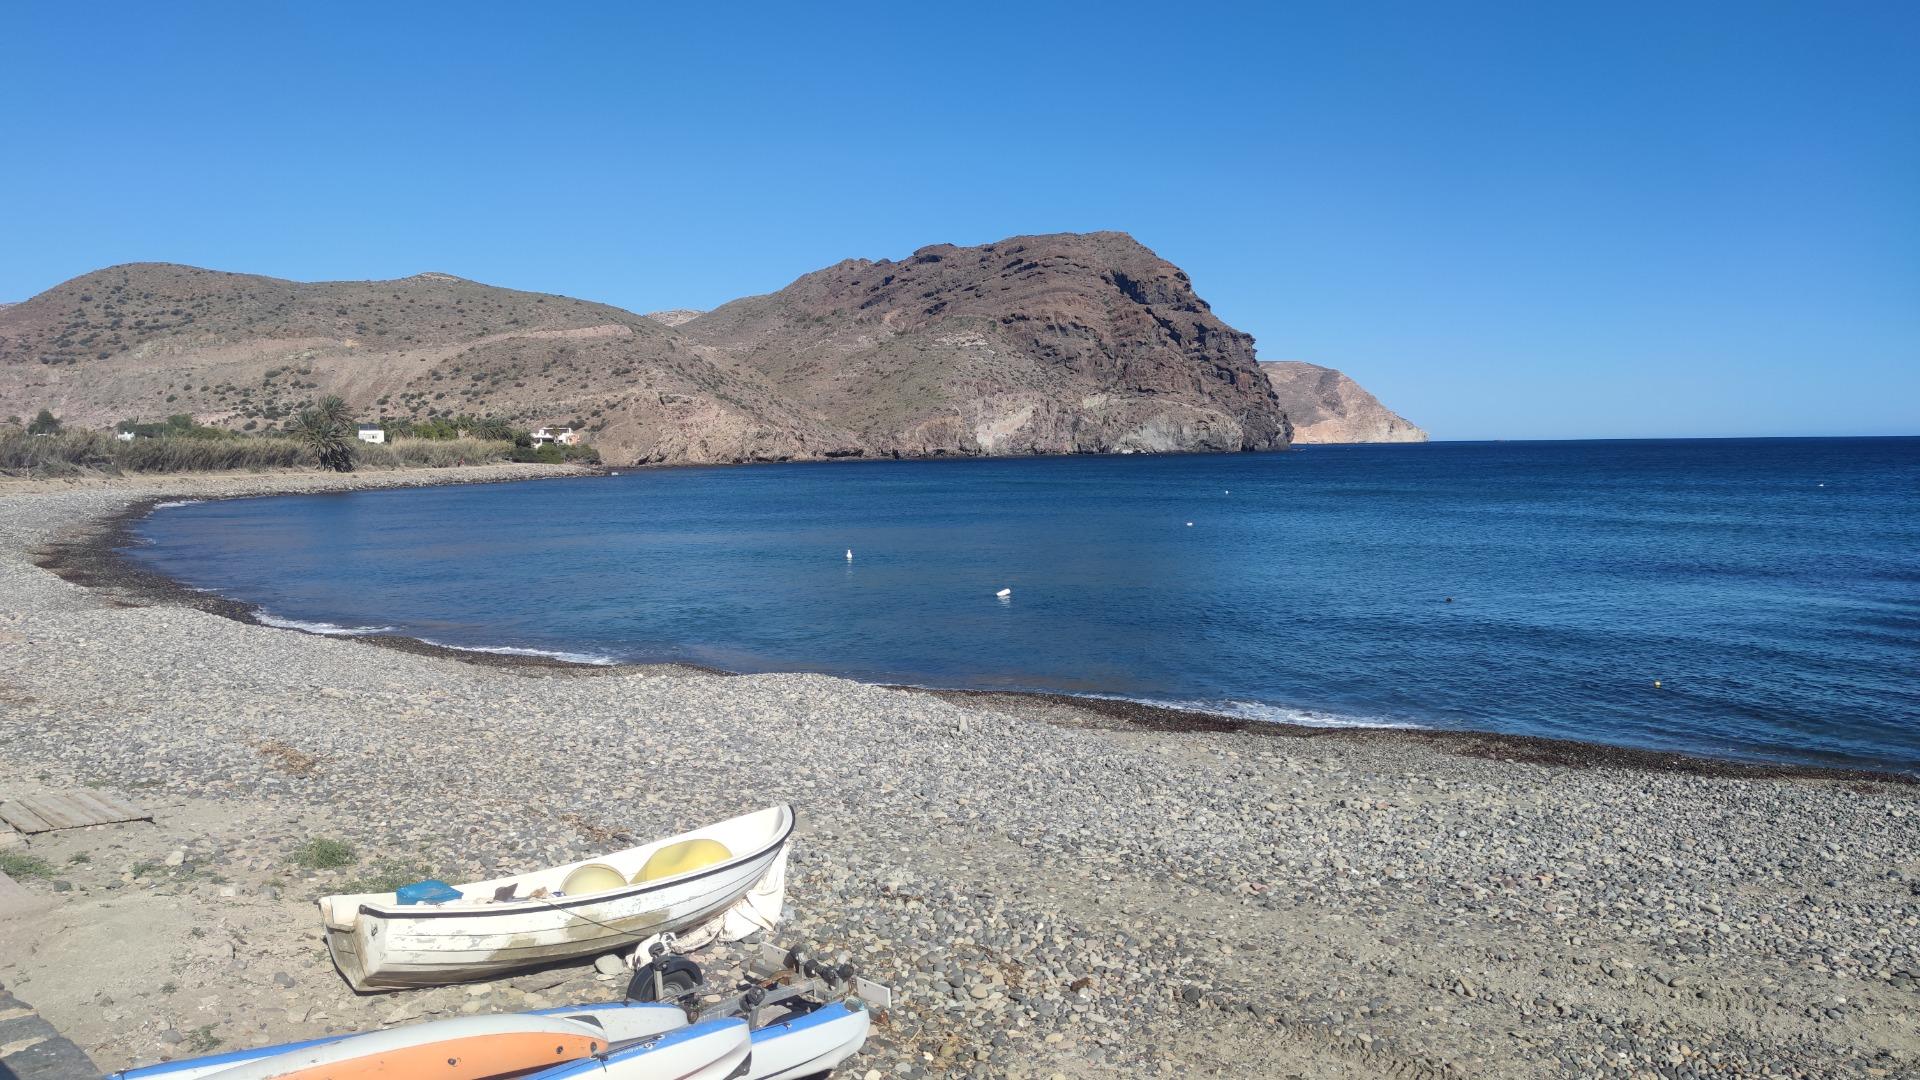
[127,438,1920,773]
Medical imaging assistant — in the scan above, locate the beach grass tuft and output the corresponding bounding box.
[292,837,357,870]
[0,852,55,879]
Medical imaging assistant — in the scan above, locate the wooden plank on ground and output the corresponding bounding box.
[0,791,151,835]
[22,796,80,831]
[0,802,52,835]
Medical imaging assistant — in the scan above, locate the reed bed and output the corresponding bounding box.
[1,432,516,476]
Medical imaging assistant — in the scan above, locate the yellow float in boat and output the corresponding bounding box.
[634,838,732,883]
[560,862,628,896]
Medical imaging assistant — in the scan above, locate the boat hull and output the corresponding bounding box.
[526,1018,750,1079]
[322,806,793,990]
[747,1003,871,1080]
[148,1014,608,1080]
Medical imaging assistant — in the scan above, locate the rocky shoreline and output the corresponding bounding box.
[1,467,1917,1078]
[41,469,1910,787]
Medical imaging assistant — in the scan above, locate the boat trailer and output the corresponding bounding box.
[627,940,893,1028]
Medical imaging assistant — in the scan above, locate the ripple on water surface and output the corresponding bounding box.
[129,439,1920,773]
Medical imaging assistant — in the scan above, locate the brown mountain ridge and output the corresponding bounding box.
[0,232,1418,464]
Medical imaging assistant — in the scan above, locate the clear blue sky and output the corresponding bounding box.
[3,3,1915,439]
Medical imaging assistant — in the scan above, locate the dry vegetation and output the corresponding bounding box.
[0,431,515,477]
[0,234,1313,466]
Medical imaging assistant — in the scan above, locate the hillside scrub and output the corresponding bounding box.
[508,441,600,465]
[359,437,517,468]
[0,430,520,477]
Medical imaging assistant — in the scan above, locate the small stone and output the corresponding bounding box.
[593,953,627,976]
[163,849,187,867]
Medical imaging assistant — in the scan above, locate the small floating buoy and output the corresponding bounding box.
[1224,490,1230,494]
[846,549,853,562]
[996,587,1012,598]
[1653,680,1663,689]
[1444,597,1454,603]
[1185,521,1194,527]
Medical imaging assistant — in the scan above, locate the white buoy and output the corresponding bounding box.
[1186,521,1194,527]
[846,549,854,561]
[996,587,1012,598]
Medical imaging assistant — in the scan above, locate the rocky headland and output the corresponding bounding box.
[1,234,1425,465]
[0,470,1915,1079]
[1261,361,1428,444]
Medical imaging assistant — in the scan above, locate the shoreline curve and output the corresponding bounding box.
[30,470,1915,785]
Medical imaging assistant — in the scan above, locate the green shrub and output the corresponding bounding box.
[508,442,599,465]
[0,852,54,879]
[358,437,514,468]
[1,430,533,477]
[292,837,357,870]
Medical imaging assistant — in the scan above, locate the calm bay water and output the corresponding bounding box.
[129,439,1920,772]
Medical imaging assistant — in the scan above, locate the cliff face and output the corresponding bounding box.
[1260,361,1427,444]
[1,235,1408,464]
[680,232,1287,457]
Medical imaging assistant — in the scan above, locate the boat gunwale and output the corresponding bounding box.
[350,804,795,922]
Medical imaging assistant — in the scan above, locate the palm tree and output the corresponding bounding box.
[292,396,355,472]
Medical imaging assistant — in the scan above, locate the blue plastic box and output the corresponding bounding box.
[395,879,463,905]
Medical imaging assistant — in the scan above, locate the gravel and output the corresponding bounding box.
[0,469,1916,1079]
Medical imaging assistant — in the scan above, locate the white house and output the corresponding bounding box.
[530,425,580,447]
[356,424,386,444]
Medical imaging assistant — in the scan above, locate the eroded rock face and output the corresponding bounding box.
[681,232,1289,458]
[641,309,704,327]
[1260,361,1427,444]
[0,235,1299,465]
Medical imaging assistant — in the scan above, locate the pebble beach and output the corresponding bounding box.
[1,467,1917,1079]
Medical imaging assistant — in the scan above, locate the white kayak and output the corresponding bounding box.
[110,999,870,1080]
[525,1018,750,1079]
[321,805,795,990]
[747,1003,871,1080]
[108,1003,687,1080]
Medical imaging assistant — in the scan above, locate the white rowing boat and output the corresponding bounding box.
[320,805,794,990]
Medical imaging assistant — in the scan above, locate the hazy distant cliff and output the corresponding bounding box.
[1260,361,1427,444]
